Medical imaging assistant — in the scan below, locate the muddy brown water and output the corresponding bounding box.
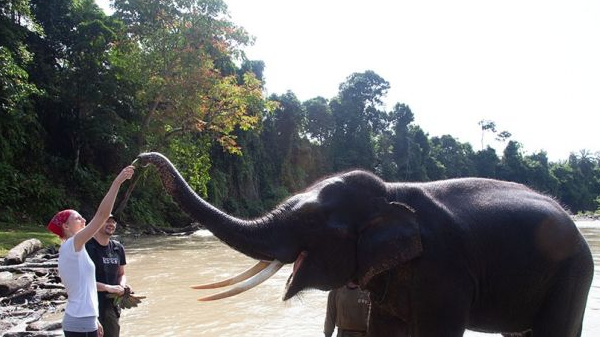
[119,221,600,336]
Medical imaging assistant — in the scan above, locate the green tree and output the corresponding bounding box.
[304,96,333,145]
[551,160,584,213]
[110,0,273,219]
[478,119,496,150]
[553,152,600,212]
[472,147,499,178]
[330,71,389,171]
[410,126,435,181]
[113,0,267,155]
[430,135,476,178]
[496,130,512,143]
[523,151,558,194]
[498,140,528,183]
[264,91,308,191]
[0,47,42,161]
[29,0,135,172]
[0,46,54,221]
[390,103,414,180]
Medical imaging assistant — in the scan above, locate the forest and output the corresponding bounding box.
[1,0,599,227]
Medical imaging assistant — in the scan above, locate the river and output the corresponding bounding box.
[119,220,600,336]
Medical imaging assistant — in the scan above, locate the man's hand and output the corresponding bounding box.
[107,286,146,309]
[106,284,125,296]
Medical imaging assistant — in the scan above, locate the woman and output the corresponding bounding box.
[47,165,135,337]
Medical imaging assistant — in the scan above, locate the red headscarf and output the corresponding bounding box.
[47,209,75,238]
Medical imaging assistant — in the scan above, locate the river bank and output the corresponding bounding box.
[573,213,600,221]
[0,223,203,336]
[0,246,64,336]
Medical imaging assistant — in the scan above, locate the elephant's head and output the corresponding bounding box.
[135,152,422,300]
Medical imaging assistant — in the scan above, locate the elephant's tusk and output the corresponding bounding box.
[191,260,271,289]
[196,260,284,301]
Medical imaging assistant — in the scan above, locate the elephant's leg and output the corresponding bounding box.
[409,272,471,337]
[409,295,469,337]
[367,305,409,337]
[531,255,593,337]
[368,307,465,337]
[413,320,466,337]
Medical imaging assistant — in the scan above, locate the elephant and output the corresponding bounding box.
[135,152,593,337]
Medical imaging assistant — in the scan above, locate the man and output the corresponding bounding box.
[85,214,129,337]
[324,282,371,337]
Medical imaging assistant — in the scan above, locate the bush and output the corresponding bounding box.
[0,163,72,223]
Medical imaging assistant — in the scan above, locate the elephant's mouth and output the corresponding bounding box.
[189,250,308,301]
[283,251,308,300]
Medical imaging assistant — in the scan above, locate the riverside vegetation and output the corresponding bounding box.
[2,0,599,231]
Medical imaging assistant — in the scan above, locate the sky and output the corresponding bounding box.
[96,0,600,162]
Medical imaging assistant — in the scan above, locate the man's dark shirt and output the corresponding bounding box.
[85,237,126,308]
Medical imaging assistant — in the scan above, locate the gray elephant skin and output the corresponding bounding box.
[137,152,593,337]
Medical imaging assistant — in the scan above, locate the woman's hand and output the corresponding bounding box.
[97,320,104,337]
[115,165,135,185]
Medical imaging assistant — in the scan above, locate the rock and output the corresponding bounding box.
[0,276,34,297]
[0,271,13,280]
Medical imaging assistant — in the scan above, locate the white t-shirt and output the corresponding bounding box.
[58,237,99,318]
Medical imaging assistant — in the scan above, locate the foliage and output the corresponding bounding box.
[0,0,598,230]
[304,96,333,144]
[330,71,390,171]
[113,0,269,155]
[167,133,212,196]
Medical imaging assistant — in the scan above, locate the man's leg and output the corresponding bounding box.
[99,302,120,337]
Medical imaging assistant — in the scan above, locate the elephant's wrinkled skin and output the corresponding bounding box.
[137,152,593,337]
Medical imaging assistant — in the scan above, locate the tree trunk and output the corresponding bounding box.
[4,239,43,265]
[136,95,163,149]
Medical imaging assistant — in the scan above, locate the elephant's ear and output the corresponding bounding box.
[357,199,422,288]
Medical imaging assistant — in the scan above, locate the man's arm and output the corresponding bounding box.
[324,290,337,337]
[117,245,128,288]
[96,280,124,295]
[117,265,127,287]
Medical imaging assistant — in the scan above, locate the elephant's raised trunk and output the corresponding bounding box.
[135,152,290,262]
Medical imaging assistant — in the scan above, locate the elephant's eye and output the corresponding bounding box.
[303,211,329,228]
